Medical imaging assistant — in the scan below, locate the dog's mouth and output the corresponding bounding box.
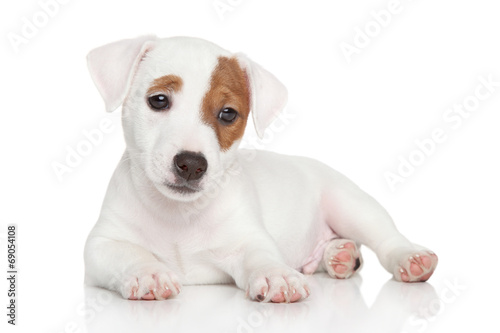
[164,182,202,195]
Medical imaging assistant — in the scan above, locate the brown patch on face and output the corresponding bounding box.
[201,57,250,151]
[147,75,183,95]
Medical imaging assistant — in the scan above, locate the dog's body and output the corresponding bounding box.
[84,36,437,303]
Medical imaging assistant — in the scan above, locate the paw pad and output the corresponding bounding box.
[323,239,362,279]
[396,252,438,283]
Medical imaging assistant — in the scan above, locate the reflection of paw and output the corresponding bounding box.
[323,239,362,279]
[394,251,438,282]
[246,266,310,303]
[120,265,181,300]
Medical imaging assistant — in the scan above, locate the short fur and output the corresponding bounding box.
[84,36,438,303]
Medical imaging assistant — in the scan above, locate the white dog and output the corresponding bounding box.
[84,35,438,303]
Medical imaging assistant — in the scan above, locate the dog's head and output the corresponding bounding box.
[87,36,287,202]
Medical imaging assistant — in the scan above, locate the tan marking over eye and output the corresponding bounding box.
[201,57,250,151]
[147,75,183,95]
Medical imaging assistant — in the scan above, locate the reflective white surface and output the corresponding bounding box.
[85,274,438,333]
[81,272,450,333]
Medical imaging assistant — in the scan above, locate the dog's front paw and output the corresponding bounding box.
[120,264,181,300]
[246,266,310,303]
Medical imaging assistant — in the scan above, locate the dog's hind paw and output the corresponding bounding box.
[120,265,181,300]
[323,239,362,279]
[246,266,310,303]
[393,251,438,282]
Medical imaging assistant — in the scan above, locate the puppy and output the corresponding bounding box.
[84,35,438,303]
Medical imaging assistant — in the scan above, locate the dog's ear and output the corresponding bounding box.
[87,35,157,112]
[236,54,288,139]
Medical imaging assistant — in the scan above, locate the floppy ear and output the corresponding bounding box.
[236,54,288,139]
[87,35,157,112]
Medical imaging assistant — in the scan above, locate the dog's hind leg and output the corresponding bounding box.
[321,174,438,282]
[322,238,363,279]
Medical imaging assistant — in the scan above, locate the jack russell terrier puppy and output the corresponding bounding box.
[84,35,438,303]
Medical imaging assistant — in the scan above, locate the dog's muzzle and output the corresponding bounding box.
[164,151,208,195]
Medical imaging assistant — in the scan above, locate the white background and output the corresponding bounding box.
[1,0,499,332]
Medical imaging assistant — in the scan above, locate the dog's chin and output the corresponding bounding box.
[155,182,205,202]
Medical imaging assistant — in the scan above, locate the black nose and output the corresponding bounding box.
[173,152,208,181]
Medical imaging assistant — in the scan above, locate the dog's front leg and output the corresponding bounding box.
[84,236,181,301]
[220,239,310,303]
[245,249,311,303]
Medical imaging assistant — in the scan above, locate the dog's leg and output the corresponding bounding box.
[322,179,438,282]
[84,236,181,300]
[218,237,310,303]
[322,238,363,279]
[245,263,310,303]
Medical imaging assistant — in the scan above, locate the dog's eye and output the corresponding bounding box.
[148,94,170,110]
[218,108,238,124]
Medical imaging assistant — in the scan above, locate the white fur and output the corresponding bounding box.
[84,36,436,302]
